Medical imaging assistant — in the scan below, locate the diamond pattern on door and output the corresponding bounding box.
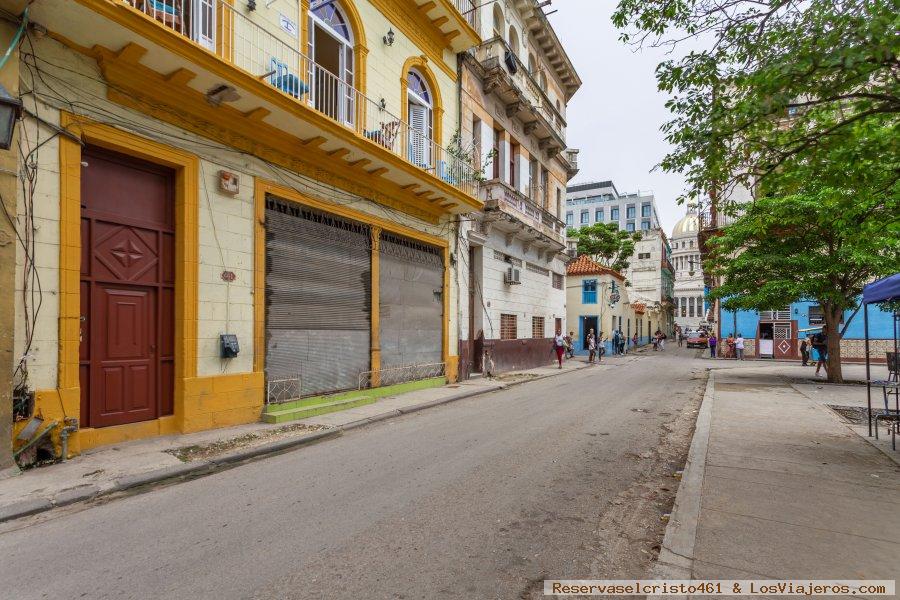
[94,224,159,284]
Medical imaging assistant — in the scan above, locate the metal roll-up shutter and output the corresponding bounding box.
[265,196,371,397]
[379,232,443,371]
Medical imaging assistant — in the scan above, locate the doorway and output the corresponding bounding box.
[309,2,354,125]
[581,316,598,350]
[758,322,774,358]
[80,147,175,428]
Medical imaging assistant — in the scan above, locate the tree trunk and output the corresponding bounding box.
[824,305,844,384]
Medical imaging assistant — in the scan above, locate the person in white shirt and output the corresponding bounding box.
[554,329,566,369]
[735,333,745,360]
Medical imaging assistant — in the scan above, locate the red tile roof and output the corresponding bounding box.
[565,254,625,280]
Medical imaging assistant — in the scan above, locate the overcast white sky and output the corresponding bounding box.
[548,0,688,236]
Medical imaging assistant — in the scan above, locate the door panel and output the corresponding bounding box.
[91,285,158,427]
[80,146,174,428]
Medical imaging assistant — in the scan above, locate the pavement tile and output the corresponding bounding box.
[694,507,900,581]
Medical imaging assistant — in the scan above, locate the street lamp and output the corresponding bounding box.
[0,83,22,150]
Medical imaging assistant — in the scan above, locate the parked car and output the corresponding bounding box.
[686,330,709,348]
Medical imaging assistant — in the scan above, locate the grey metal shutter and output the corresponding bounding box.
[265,196,371,397]
[379,232,443,370]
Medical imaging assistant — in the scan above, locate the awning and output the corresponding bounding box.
[862,274,900,304]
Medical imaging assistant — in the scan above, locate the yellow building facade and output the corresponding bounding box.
[5,0,484,460]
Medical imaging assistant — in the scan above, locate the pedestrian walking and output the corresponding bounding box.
[612,329,621,356]
[735,333,745,360]
[725,334,735,359]
[813,325,829,377]
[587,329,596,364]
[708,333,718,359]
[553,328,566,369]
[659,332,666,351]
[800,336,810,366]
[632,333,638,351]
[677,329,684,348]
[564,331,575,359]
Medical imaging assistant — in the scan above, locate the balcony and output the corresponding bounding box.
[469,37,567,153]
[35,0,482,221]
[481,179,566,251]
[413,0,481,52]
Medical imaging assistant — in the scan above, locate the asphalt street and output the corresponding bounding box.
[0,349,706,600]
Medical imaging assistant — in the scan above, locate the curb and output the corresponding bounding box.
[0,363,594,524]
[648,369,715,597]
[0,429,341,524]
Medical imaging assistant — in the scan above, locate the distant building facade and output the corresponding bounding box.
[671,208,706,330]
[564,180,661,234]
[623,228,676,338]
[566,255,646,356]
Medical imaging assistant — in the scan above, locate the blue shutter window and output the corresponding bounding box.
[582,279,598,304]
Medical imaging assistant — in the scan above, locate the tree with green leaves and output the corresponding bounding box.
[706,121,900,383]
[570,223,642,273]
[612,0,899,208]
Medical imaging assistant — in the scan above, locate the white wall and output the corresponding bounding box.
[458,222,566,341]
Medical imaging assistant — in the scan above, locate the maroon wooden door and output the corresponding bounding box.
[80,147,175,428]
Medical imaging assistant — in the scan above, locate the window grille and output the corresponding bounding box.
[500,314,517,340]
[532,316,545,338]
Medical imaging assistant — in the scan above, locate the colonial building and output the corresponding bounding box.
[670,207,705,330]
[623,228,675,338]
[2,0,486,464]
[456,0,581,377]
[565,255,644,356]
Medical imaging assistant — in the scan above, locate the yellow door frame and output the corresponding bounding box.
[50,112,199,452]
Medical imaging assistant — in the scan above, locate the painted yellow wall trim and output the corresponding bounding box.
[401,55,445,150]
[15,113,264,457]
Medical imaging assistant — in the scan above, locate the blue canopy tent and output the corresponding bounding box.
[863,274,900,437]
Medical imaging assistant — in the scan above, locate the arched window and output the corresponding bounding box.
[492,4,504,38]
[407,69,433,167]
[508,26,520,56]
[539,70,547,92]
[309,1,355,124]
[528,53,537,75]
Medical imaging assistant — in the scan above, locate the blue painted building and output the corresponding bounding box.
[714,299,896,362]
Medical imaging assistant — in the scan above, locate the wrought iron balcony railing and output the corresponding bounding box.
[126,0,477,197]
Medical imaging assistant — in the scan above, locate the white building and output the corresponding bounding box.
[671,208,706,330]
[565,181,661,234]
[623,228,676,337]
[456,0,581,377]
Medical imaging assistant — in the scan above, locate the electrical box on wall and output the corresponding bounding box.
[220,334,240,359]
[218,170,240,195]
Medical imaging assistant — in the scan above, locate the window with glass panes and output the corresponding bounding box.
[626,206,635,219]
[566,212,573,226]
[641,204,651,217]
[595,208,603,221]
[580,210,589,224]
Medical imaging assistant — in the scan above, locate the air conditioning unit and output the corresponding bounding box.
[504,267,521,285]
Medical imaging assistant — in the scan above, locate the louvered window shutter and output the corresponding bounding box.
[408,103,429,167]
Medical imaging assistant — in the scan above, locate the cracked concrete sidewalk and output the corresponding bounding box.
[0,358,595,523]
[652,362,900,596]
